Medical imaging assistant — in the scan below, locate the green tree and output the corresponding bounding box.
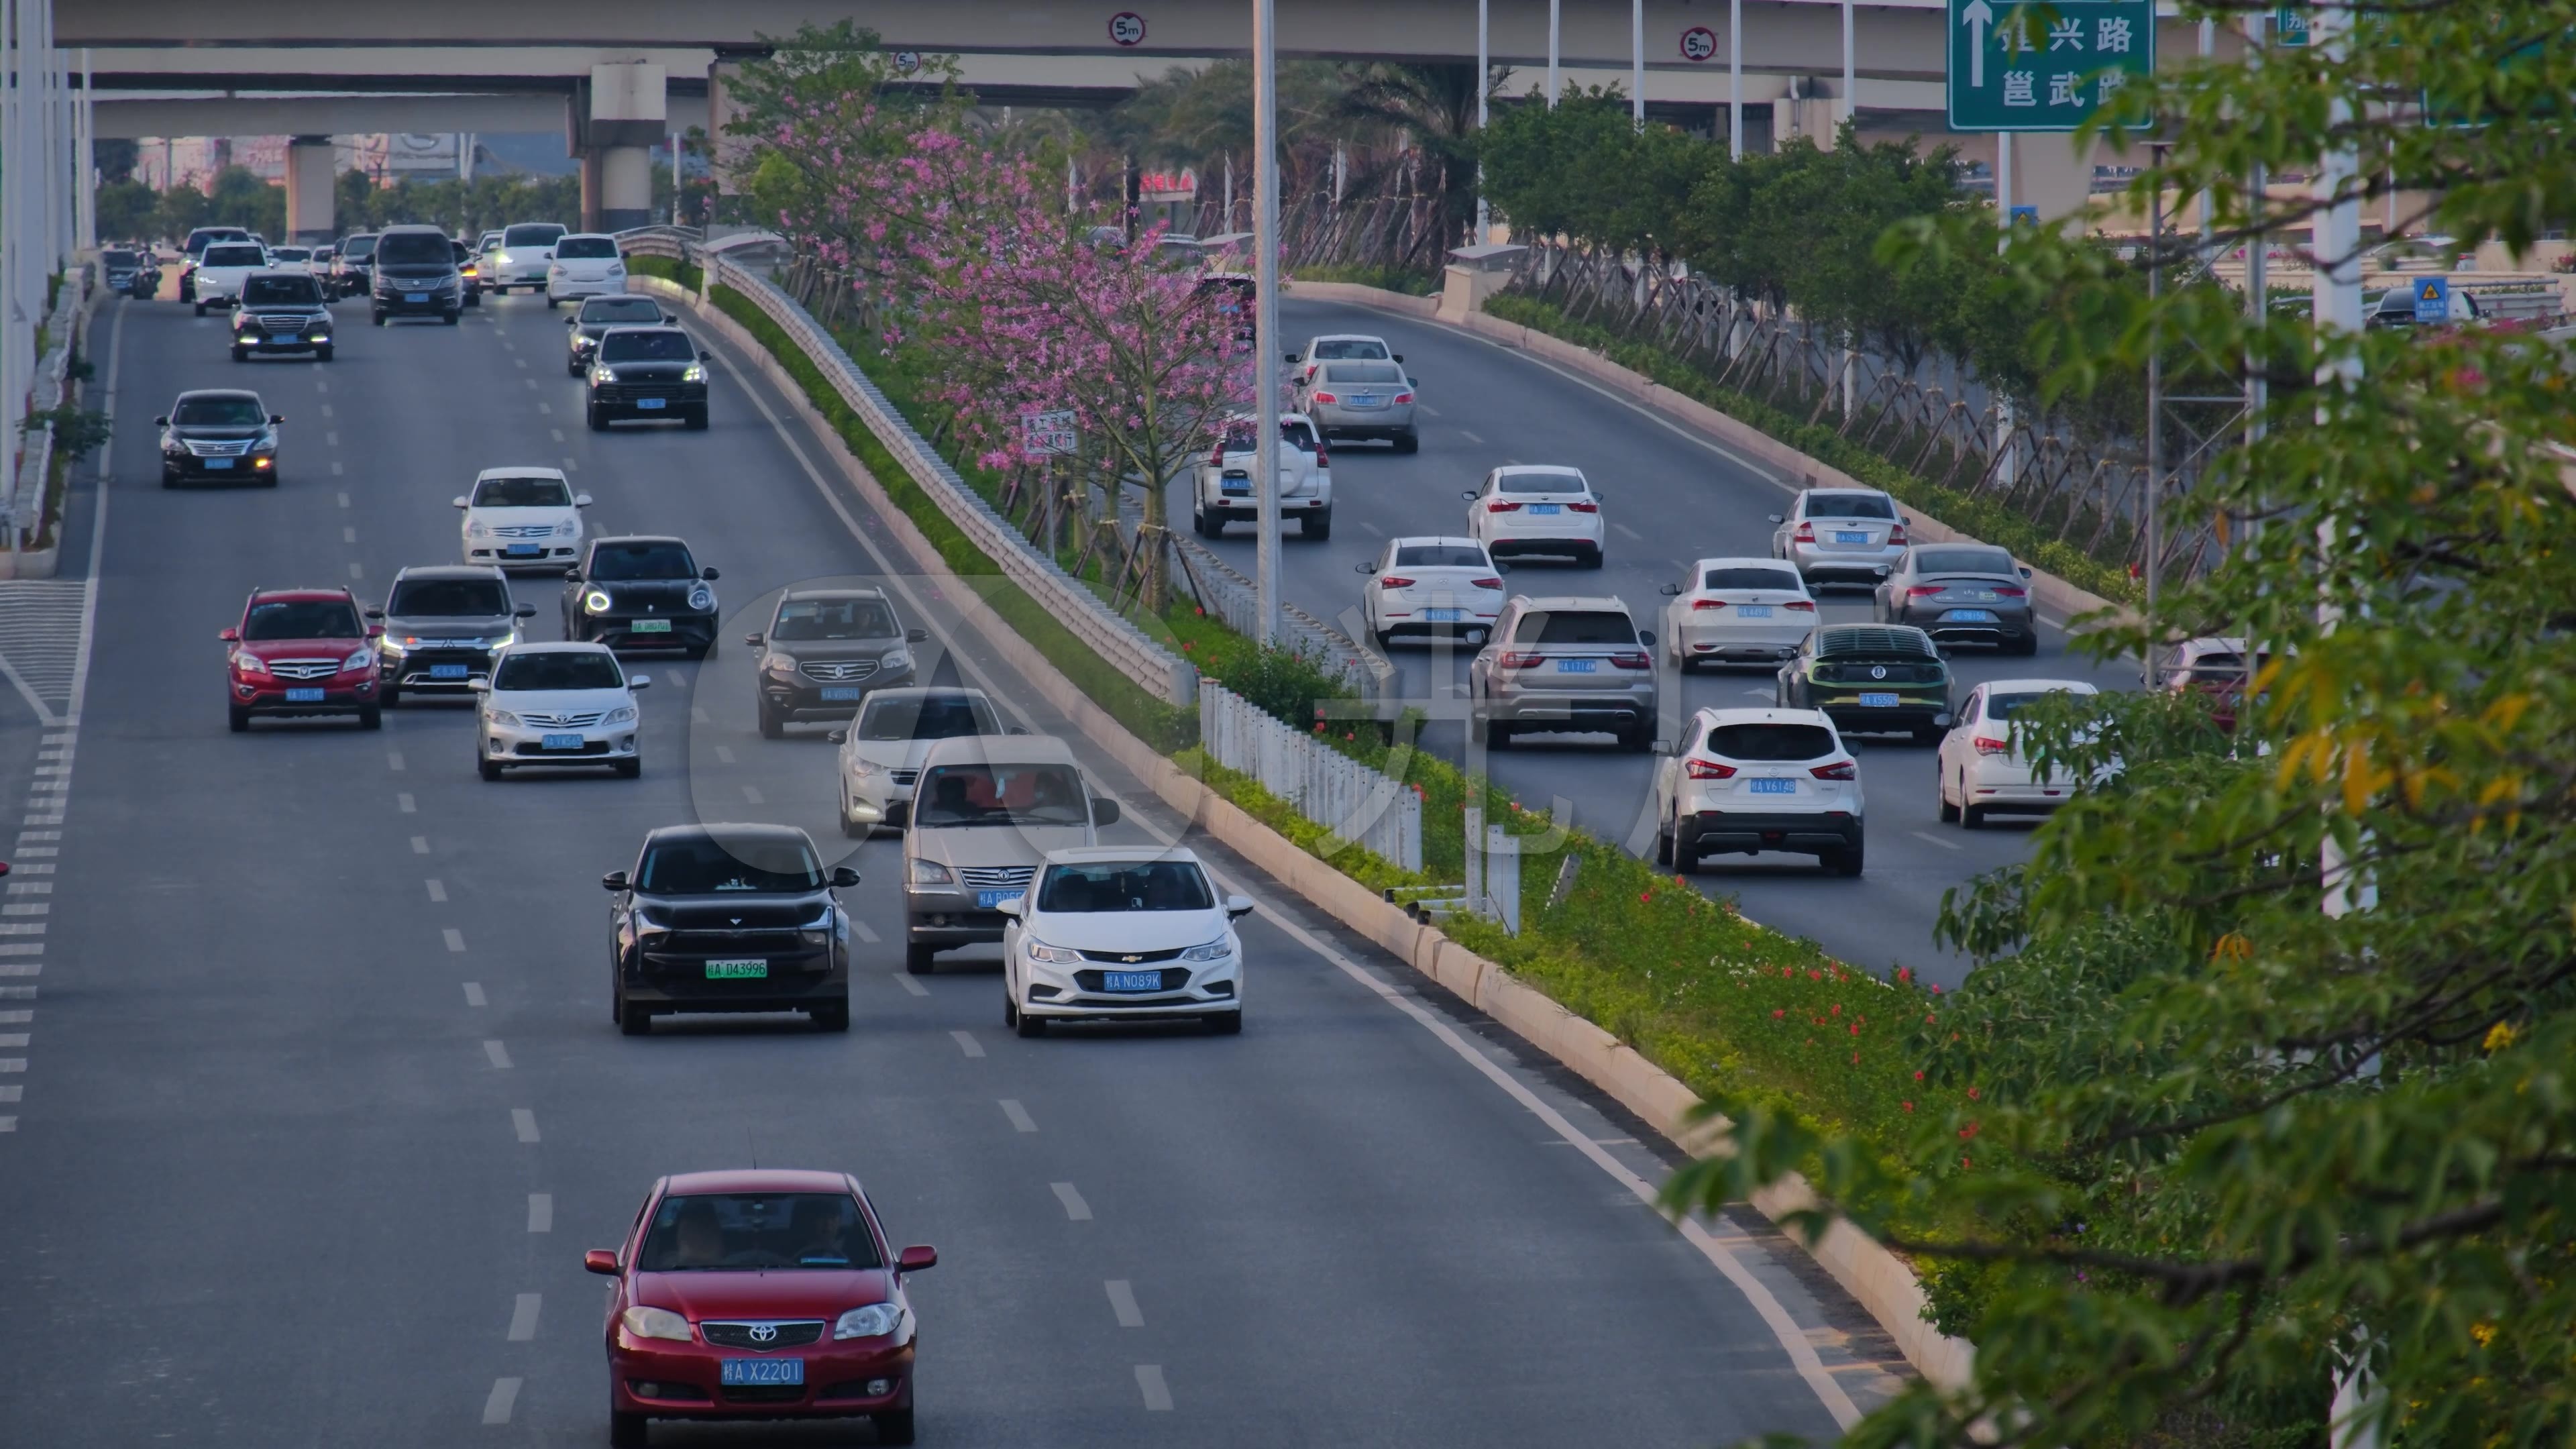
[152,183,211,241]
[91,138,140,185]
[204,166,285,238]
[1664,3,2576,1446]
[93,178,156,243]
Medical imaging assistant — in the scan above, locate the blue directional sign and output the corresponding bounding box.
[1948,0,2157,132]
[2412,276,2450,324]
[2008,205,2039,225]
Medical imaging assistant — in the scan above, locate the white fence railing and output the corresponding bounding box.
[619,230,1201,708]
[1199,681,1420,873]
[7,266,87,566]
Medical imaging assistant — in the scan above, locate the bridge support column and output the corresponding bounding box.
[284,135,335,244]
[596,146,653,233]
[580,62,665,235]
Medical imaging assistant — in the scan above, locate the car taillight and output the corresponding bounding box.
[1311,392,1339,405]
[1487,500,1522,513]
[1972,735,2012,755]
[1691,599,1730,610]
[1809,761,1858,781]
[1907,586,1945,598]
[1499,651,1546,669]
[1379,576,1416,589]
[1315,451,1330,468]
[1994,586,2028,597]
[1210,446,1226,468]
[1794,521,1815,543]
[1784,600,1817,611]
[1393,392,1413,403]
[1568,500,1599,513]
[1684,759,1738,780]
[1889,525,1909,545]
[1611,651,1650,670]
[1470,576,1502,589]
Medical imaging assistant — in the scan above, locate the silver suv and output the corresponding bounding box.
[1466,595,1658,751]
[1768,488,1910,586]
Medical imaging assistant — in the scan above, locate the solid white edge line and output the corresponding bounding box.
[65,302,124,728]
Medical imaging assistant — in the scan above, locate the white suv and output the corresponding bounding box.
[1191,413,1332,540]
[545,233,627,306]
[455,467,591,569]
[1650,707,1865,876]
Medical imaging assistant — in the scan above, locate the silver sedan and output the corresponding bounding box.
[1295,360,1418,451]
[1872,544,2037,654]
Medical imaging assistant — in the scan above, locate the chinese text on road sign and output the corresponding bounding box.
[1022,411,1079,458]
[1948,0,2156,132]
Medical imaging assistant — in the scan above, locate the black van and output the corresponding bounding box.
[370,225,463,325]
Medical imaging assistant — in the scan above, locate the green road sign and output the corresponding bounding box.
[1947,0,2157,132]
[2273,5,2310,47]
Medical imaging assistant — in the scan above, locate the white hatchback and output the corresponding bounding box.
[1358,536,1504,648]
[487,221,568,293]
[998,847,1254,1036]
[1650,707,1865,875]
[456,467,591,569]
[193,241,270,315]
[1935,678,2101,827]
[474,642,647,779]
[1659,557,1818,670]
[545,234,627,305]
[1464,465,1606,568]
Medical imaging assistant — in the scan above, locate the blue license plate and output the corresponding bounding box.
[1346,394,1383,408]
[203,458,235,470]
[541,733,584,751]
[720,1358,804,1387]
[1424,608,1464,623]
[270,333,300,344]
[1833,530,1870,544]
[1737,604,1774,618]
[635,397,667,410]
[1103,970,1163,993]
[1749,777,1798,795]
[1858,692,1899,708]
[284,687,325,703]
[820,686,862,702]
[504,543,543,557]
[1946,608,1996,623]
[1527,503,1562,515]
[429,664,470,680]
[1556,657,1598,674]
[405,292,427,303]
[976,888,1024,910]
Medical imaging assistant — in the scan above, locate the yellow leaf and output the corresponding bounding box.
[2484,1021,2517,1053]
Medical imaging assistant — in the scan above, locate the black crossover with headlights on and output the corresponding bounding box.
[745,587,930,738]
[370,224,463,325]
[368,565,537,705]
[584,325,710,431]
[229,271,334,362]
[605,823,859,1035]
[561,535,721,658]
[158,390,282,487]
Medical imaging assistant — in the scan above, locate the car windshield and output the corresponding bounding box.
[503,224,566,247]
[2178,653,2262,682]
[771,597,899,641]
[1498,470,1586,494]
[1220,419,1320,453]
[858,693,999,742]
[271,248,311,262]
[1036,860,1214,912]
[589,541,696,580]
[1394,544,1490,569]
[241,275,321,305]
[1702,566,1801,590]
[389,578,511,617]
[341,235,376,260]
[173,398,267,427]
[244,600,360,640]
[637,835,824,894]
[1324,362,1405,384]
[203,246,265,268]
[1915,547,2017,576]
[599,331,694,362]
[913,763,1089,827]
[1511,610,1635,645]
[492,651,624,691]
[374,232,451,266]
[103,250,140,266]
[635,1192,881,1273]
[555,236,617,259]
[1311,339,1389,360]
[1986,691,2084,720]
[580,297,662,325]
[1804,492,1896,520]
[473,476,572,508]
[1707,722,1836,761]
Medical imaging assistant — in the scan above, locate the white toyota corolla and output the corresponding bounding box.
[474,642,647,780]
[998,847,1253,1036]
[457,466,590,569]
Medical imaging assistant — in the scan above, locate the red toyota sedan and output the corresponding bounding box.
[586,1169,936,1446]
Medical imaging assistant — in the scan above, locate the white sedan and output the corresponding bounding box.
[545,233,629,306]
[474,642,647,780]
[1935,678,2101,827]
[1658,557,1818,670]
[1357,536,1504,649]
[1463,465,1605,568]
[456,466,590,570]
[826,686,1010,837]
[998,847,1253,1036]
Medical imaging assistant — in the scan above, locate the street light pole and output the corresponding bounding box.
[1729,0,1744,157]
[1548,0,1560,106]
[1631,0,1645,125]
[1474,0,1489,241]
[2143,144,2166,682]
[1252,0,1283,644]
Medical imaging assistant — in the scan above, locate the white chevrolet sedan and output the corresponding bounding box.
[1935,678,2100,827]
[998,847,1254,1036]
[474,642,648,780]
[1464,465,1606,568]
[455,467,591,570]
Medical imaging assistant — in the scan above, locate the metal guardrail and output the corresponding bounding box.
[619,229,1201,708]
[1199,680,1420,873]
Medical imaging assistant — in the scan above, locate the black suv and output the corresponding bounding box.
[157,390,282,487]
[331,232,376,299]
[745,587,930,737]
[564,295,670,375]
[584,325,710,431]
[562,536,720,657]
[604,824,859,1034]
[370,225,463,325]
[100,248,158,299]
[230,272,335,363]
[367,566,537,705]
[1776,624,1954,743]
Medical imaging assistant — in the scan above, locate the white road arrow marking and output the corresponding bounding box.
[1962,0,1994,89]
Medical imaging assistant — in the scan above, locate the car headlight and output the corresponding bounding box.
[833,1303,901,1341]
[607,262,627,276]
[484,707,523,729]
[466,521,490,537]
[548,263,566,274]
[604,705,637,726]
[849,757,886,778]
[378,637,409,657]
[682,363,707,383]
[1180,937,1233,962]
[483,634,517,650]
[494,251,511,266]
[621,1306,693,1343]
[231,651,270,676]
[590,366,615,384]
[584,589,613,615]
[880,648,911,672]
[555,519,578,537]
[764,653,798,675]
[908,858,953,886]
[340,648,374,673]
[688,587,714,613]
[1026,938,1081,965]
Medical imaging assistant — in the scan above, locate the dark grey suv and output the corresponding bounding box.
[746,588,930,737]
[604,824,859,1035]
[367,566,537,704]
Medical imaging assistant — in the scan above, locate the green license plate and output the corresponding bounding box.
[704,959,767,979]
[630,619,673,633]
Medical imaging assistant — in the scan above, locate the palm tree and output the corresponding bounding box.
[1335,62,1495,263]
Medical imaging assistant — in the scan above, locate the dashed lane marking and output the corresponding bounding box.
[1051,1182,1093,1221]
[894,973,928,998]
[480,1377,521,1426]
[511,1108,539,1143]
[1106,1279,1143,1327]
[426,879,446,902]
[1910,830,1963,851]
[1000,1099,1036,1133]
[527,1193,553,1232]
[444,928,466,953]
[851,919,879,944]
[484,1040,513,1069]
[397,792,416,814]
[1135,1365,1173,1411]
[463,982,486,1007]
[506,1293,540,1341]
[411,835,430,854]
[949,1029,983,1059]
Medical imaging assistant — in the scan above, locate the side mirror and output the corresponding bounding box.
[365,624,386,639]
[470,680,491,693]
[1283,352,1299,364]
[564,315,577,325]
[2019,566,2034,579]
[451,496,469,508]
[1635,629,1656,647]
[700,567,720,581]
[995,897,1024,919]
[897,1245,938,1274]
[513,603,537,619]
[364,606,386,619]
[1766,513,1785,525]
[700,349,714,362]
[1651,737,1674,755]
[219,627,241,643]
[1460,490,1479,500]
[270,413,284,424]
[1354,560,1376,575]
[1006,724,1030,736]
[564,568,584,582]
[154,416,170,427]
[626,675,651,690]
[743,633,765,647]
[1658,582,1682,596]
[574,493,593,507]
[1392,353,1404,363]
[1224,894,1254,920]
[1497,562,1512,574]
[906,627,930,643]
[602,870,629,892]
[582,1250,620,1276]
[1091,798,1122,826]
[830,866,861,888]
[1874,566,1892,578]
[826,729,848,745]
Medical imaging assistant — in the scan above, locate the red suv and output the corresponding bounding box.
[586,1169,937,1446]
[220,588,383,731]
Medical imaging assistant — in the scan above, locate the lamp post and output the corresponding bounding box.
[1252,0,1282,643]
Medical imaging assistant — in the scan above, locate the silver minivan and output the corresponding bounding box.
[900,735,1120,973]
